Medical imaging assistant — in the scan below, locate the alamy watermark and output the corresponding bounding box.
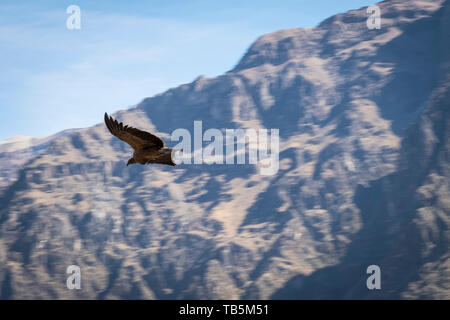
[170,121,279,176]
[66,265,81,290]
[66,5,81,30]
[366,265,381,290]
[366,5,381,30]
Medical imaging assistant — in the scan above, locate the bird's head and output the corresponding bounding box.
[127,158,137,166]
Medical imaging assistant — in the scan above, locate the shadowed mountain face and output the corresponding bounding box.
[0,0,449,299]
[273,59,450,300]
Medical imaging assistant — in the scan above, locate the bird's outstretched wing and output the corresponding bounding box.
[146,153,176,166]
[104,113,164,150]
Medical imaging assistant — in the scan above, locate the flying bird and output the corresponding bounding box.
[104,113,177,166]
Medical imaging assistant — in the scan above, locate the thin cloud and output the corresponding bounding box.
[0,6,256,140]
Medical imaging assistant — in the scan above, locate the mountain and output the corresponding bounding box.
[273,38,450,299]
[0,0,449,299]
[0,130,78,191]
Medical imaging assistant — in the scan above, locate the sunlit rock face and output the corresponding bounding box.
[0,0,449,299]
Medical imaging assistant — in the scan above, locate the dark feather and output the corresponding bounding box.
[146,152,176,166]
[104,113,164,150]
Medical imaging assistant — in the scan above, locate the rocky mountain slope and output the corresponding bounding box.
[0,0,448,299]
[0,130,76,190]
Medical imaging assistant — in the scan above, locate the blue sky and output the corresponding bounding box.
[0,0,376,141]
